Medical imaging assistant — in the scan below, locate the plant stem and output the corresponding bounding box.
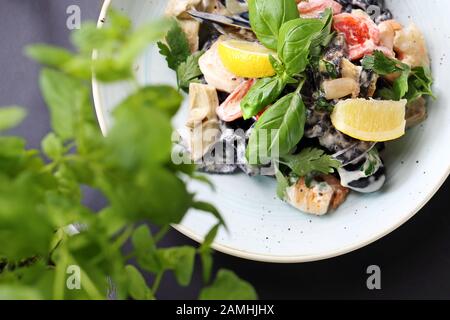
[154,225,170,244]
[295,78,306,94]
[152,271,164,294]
[52,247,68,300]
[69,254,104,300]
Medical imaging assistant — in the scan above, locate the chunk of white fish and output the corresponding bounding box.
[186,83,221,161]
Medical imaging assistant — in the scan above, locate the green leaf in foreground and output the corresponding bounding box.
[39,69,90,140]
[1,8,256,301]
[117,19,172,67]
[25,45,74,69]
[117,85,183,117]
[199,223,220,283]
[160,246,196,287]
[199,269,258,300]
[131,225,161,274]
[192,201,226,228]
[282,147,341,177]
[107,105,173,169]
[0,285,43,300]
[41,133,64,160]
[125,265,155,300]
[0,106,26,131]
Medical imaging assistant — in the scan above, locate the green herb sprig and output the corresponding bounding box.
[362,50,434,101]
[244,1,333,168]
[157,21,204,92]
[0,10,255,300]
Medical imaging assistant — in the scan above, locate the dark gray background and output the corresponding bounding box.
[1,0,450,300]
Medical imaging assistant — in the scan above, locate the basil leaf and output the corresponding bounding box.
[269,55,286,75]
[278,18,325,76]
[240,76,287,119]
[311,9,334,47]
[249,0,299,50]
[247,92,306,164]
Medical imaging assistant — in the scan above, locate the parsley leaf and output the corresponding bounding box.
[177,51,204,92]
[362,51,434,101]
[282,148,341,177]
[158,21,203,92]
[406,66,435,101]
[157,21,190,70]
[361,50,403,75]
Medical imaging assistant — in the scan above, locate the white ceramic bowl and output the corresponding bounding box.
[93,0,450,262]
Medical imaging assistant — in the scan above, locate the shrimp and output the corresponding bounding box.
[394,23,430,68]
[297,0,343,18]
[378,19,402,53]
[198,39,245,93]
[216,79,255,122]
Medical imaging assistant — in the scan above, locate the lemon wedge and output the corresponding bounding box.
[330,98,407,142]
[218,40,276,78]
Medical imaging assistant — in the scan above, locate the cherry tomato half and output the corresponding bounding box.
[333,11,391,61]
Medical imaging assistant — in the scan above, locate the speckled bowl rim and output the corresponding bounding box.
[92,0,450,263]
